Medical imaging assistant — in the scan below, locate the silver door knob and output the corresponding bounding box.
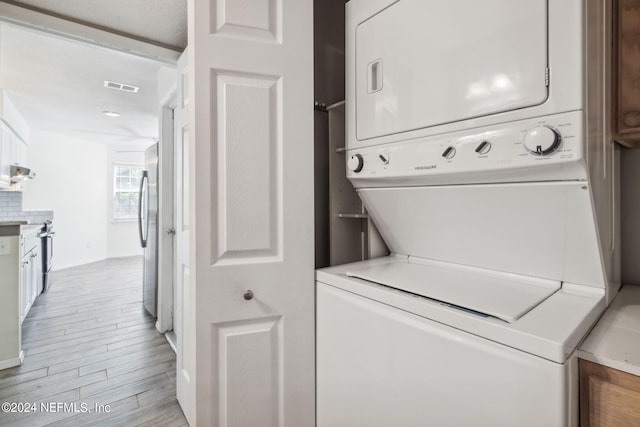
[243,290,254,301]
[166,227,176,235]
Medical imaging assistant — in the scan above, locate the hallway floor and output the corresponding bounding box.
[0,257,187,427]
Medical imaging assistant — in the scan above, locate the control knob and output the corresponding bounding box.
[442,146,456,159]
[523,126,561,156]
[475,141,491,155]
[348,154,364,173]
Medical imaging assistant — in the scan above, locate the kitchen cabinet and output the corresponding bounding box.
[0,223,42,369]
[0,120,28,189]
[0,224,22,369]
[12,136,27,168]
[613,0,640,147]
[19,226,40,323]
[579,359,640,426]
[0,123,11,188]
[19,251,30,323]
[579,286,640,426]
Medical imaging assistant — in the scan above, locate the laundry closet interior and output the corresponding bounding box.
[314,0,640,426]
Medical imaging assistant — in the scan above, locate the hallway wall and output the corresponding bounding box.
[23,129,109,270]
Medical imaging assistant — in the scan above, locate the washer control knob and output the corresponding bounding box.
[348,154,364,173]
[442,146,456,159]
[378,154,389,165]
[523,126,561,156]
[475,141,491,155]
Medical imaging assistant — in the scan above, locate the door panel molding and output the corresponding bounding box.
[213,71,283,265]
[212,316,283,427]
[211,0,282,43]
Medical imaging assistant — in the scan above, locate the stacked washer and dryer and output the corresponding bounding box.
[316,0,619,426]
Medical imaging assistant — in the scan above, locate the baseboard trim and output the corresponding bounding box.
[0,351,24,370]
[165,331,177,354]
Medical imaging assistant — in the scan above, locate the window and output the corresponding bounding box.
[113,163,144,220]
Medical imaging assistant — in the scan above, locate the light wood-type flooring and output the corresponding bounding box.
[0,256,188,426]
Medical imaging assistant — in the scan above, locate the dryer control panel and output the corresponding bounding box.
[346,111,586,185]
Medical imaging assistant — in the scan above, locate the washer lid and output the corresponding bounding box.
[347,258,560,323]
[356,182,606,290]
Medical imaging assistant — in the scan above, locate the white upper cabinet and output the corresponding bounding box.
[0,90,30,190]
[12,135,27,167]
[0,121,29,189]
[0,123,12,188]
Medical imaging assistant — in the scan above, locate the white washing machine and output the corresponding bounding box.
[317,0,619,426]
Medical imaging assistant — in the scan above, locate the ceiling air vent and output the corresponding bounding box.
[104,80,139,93]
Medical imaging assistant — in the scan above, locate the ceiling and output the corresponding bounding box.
[0,23,167,146]
[2,0,186,50]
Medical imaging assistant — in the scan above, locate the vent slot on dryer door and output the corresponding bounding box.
[368,60,383,93]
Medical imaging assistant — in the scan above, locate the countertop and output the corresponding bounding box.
[0,221,29,226]
[0,222,43,236]
[579,285,640,376]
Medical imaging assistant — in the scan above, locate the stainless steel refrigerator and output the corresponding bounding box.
[138,143,159,317]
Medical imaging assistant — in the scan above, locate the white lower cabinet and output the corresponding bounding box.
[19,228,40,323]
[0,225,41,369]
[19,252,36,323]
[0,225,42,368]
[19,255,27,323]
[31,249,39,307]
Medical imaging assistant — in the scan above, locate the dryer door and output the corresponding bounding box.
[355,0,548,141]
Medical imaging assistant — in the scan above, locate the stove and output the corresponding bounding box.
[39,220,54,293]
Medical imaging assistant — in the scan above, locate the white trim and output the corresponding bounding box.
[0,1,180,65]
[110,219,137,224]
[165,331,178,354]
[111,160,144,166]
[156,83,178,334]
[0,351,24,370]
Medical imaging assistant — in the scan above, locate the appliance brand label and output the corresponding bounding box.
[415,165,437,171]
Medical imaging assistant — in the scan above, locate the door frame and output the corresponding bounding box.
[173,50,194,422]
[157,78,178,334]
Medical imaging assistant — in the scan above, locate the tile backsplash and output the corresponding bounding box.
[0,192,53,224]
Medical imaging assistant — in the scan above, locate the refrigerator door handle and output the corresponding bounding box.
[138,171,149,248]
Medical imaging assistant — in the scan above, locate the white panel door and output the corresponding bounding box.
[187,1,315,426]
[174,50,194,423]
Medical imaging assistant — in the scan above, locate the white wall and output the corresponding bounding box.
[106,145,146,259]
[22,129,109,270]
[22,131,154,269]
